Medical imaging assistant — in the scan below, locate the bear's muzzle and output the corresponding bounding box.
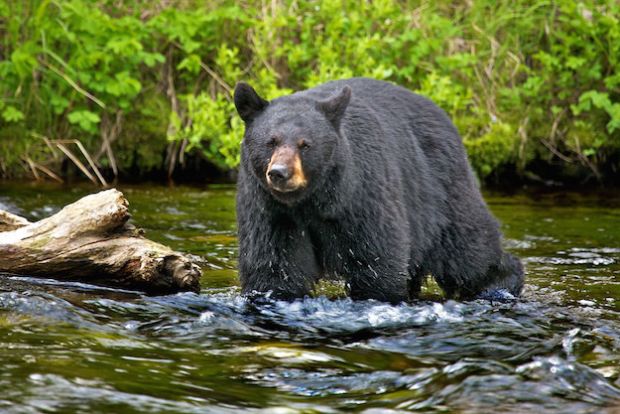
[266,146,307,192]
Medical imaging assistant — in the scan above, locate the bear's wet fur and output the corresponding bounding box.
[234,78,524,303]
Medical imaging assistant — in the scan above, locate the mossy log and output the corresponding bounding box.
[0,189,201,293]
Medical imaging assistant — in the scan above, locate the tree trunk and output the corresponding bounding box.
[0,189,201,294]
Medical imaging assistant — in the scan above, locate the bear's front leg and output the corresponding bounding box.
[347,262,410,304]
[238,212,318,300]
[343,239,411,304]
[339,207,411,304]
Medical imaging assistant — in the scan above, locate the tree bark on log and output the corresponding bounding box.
[0,189,201,293]
[0,210,31,232]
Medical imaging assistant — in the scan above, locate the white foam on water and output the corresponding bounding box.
[255,296,466,334]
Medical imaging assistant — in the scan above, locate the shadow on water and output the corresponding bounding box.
[0,182,619,413]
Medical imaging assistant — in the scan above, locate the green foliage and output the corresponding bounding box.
[172,93,243,169]
[67,110,101,134]
[0,0,619,182]
[1,105,25,123]
[573,91,620,134]
[464,122,518,178]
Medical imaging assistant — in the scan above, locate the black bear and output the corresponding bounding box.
[233,78,524,303]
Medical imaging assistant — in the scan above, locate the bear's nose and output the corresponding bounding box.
[268,164,291,183]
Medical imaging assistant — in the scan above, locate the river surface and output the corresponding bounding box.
[0,182,619,413]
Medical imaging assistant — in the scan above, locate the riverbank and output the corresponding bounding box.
[1,0,619,187]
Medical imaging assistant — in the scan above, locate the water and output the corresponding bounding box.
[0,182,619,413]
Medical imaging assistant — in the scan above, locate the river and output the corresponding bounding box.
[0,182,619,413]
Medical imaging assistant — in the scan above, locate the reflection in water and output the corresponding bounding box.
[0,183,619,413]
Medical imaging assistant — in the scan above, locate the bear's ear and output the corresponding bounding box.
[316,86,351,128]
[234,82,269,123]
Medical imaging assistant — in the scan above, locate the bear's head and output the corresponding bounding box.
[234,82,351,205]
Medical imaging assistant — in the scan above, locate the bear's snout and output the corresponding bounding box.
[267,164,291,183]
[266,146,307,193]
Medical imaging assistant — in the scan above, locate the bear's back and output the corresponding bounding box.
[294,78,466,155]
[297,78,474,192]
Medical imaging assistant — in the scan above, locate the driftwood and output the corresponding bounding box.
[0,189,201,293]
[0,210,31,232]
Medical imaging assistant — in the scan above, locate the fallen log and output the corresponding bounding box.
[0,189,201,294]
[0,210,31,232]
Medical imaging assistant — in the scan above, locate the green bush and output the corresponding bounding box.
[0,0,618,182]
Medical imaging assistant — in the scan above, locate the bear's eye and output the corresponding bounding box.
[267,137,279,148]
[298,140,311,150]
